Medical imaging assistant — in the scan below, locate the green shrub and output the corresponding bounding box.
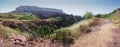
[35,25,53,38]
[16,13,37,20]
[48,17,60,21]
[51,28,73,43]
[83,12,94,19]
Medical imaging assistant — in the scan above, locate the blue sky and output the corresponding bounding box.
[0,0,120,16]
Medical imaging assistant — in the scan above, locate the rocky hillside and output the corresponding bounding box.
[12,6,65,18]
[15,6,64,13]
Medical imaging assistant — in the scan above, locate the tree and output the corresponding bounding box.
[83,12,94,19]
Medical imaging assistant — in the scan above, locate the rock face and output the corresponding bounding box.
[15,6,64,13]
[13,6,65,17]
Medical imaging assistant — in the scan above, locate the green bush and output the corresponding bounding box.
[35,25,53,38]
[83,12,94,19]
[16,13,37,20]
[48,17,60,21]
[51,28,73,43]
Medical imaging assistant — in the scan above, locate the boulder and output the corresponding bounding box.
[9,33,27,46]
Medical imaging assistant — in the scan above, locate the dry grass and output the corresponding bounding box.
[0,24,30,39]
[109,10,120,27]
[0,18,19,21]
[0,18,32,23]
[66,18,95,38]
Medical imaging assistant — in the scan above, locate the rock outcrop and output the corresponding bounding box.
[9,33,27,46]
[12,6,65,18]
[15,6,64,13]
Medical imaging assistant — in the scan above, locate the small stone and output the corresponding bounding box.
[114,43,117,44]
[15,40,20,44]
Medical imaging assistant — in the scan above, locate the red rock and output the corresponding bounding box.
[9,33,27,46]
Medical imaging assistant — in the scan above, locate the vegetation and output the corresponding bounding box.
[83,12,94,19]
[48,17,60,21]
[16,13,38,20]
[67,18,96,38]
[50,28,73,43]
[0,25,30,39]
[109,10,120,27]
[60,14,77,27]
[79,25,91,33]
[95,14,110,18]
[74,16,83,22]
[0,13,15,18]
[35,25,53,38]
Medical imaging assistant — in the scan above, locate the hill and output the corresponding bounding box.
[12,6,65,18]
[14,6,64,13]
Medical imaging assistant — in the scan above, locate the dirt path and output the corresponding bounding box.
[109,26,120,47]
[72,19,117,47]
